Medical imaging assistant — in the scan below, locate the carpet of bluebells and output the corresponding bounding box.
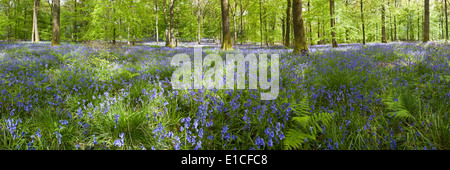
[0,41,449,150]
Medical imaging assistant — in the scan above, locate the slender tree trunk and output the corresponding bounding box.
[271,15,276,45]
[317,18,321,44]
[163,0,169,46]
[423,0,430,42]
[418,10,420,41]
[410,14,414,40]
[15,1,18,41]
[441,4,444,39]
[197,0,201,44]
[394,16,397,41]
[446,0,448,41]
[170,0,175,47]
[233,1,237,46]
[330,0,337,47]
[259,0,263,47]
[285,0,291,47]
[282,17,285,44]
[382,4,387,43]
[32,2,35,42]
[132,0,136,46]
[221,0,233,50]
[361,0,365,45]
[308,0,312,44]
[156,0,159,44]
[74,0,78,42]
[112,0,116,45]
[240,0,243,44]
[24,5,26,41]
[166,0,175,47]
[51,0,60,46]
[390,2,393,42]
[292,0,308,55]
[32,0,40,42]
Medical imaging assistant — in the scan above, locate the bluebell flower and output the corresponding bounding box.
[255,136,265,149]
[114,133,125,147]
[9,109,15,116]
[268,139,273,147]
[114,114,120,128]
[198,128,203,139]
[59,120,68,126]
[5,118,21,136]
[93,134,97,144]
[53,131,62,145]
[34,129,41,138]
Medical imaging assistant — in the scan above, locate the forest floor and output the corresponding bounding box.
[0,41,449,150]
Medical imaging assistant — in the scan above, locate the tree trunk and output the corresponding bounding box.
[197,0,201,44]
[73,0,77,42]
[32,1,35,42]
[390,2,393,42]
[32,0,40,42]
[240,0,243,44]
[382,4,387,43]
[132,0,136,46]
[166,0,175,47]
[112,0,116,45]
[317,18,321,44]
[410,14,414,40]
[308,0,312,44]
[233,1,237,46]
[446,0,448,41]
[361,0,365,45]
[156,0,159,44]
[292,0,309,55]
[285,0,291,47]
[418,10,420,41]
[282,17,285,44]
[330,0,337,47]
[423,0,430,42]
[394,16,397,41]
[259,0,263,47]
[51,0,60,46]
[15,1,18,41]
[221,0,233,50]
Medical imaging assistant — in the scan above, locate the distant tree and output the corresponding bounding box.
[446,0,448,41]
[32,0,40,43]
[292,0,308,55]
[166,0,175,47]
[423,0,429,42]
[361,0,365,45]
[382,3,387,43]
[51,0,60,46]
[155,0,159,44]
[330,0,337,47]
[221,0,233,50]
[259,0,263,47]
[197,0,201,44]
[285,0,291,47]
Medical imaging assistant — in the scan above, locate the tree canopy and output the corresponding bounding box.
[0,0,444,46]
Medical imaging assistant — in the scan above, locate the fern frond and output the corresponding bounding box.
[283,95,335,150]
[284,128,316,150]
[383,91,416,121]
